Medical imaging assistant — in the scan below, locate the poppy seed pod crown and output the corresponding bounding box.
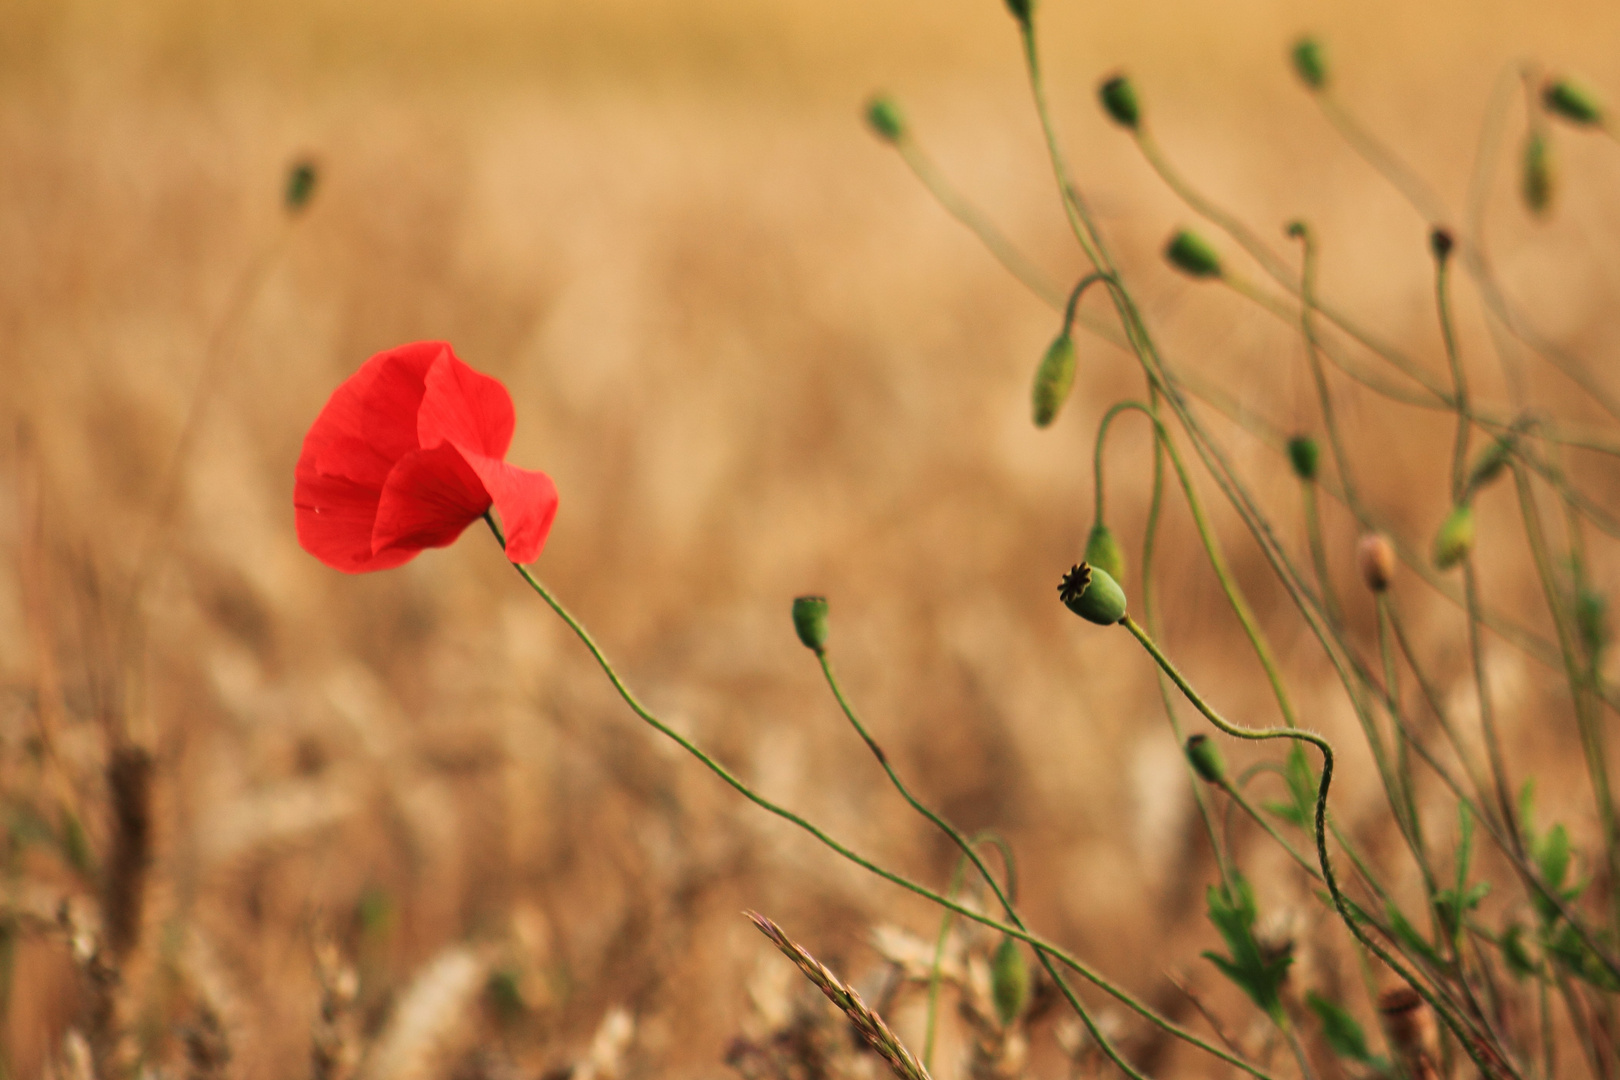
[1058,563,1127,625]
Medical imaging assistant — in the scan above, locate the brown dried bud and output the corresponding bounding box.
[1356,533,1396,593]
[1379,987,1439,1080]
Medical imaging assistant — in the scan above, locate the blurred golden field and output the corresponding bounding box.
[5,1,1620,1078]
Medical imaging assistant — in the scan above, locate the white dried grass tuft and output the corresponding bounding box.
[362,946,488,1080]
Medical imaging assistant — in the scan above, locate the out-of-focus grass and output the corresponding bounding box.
[3,1,1620,1078]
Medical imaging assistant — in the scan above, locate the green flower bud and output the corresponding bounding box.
[1004,0,1032,27]
[1466,436,1513,493]
[1058,563,1127,625]
[1098,74,1140,130]
[1543,79,1603,127]
[285,159,319,212]
[1084,521,1126,587]
[1165,229,1222,279]
[1185,734,1225,784]
[1429,227,1454,263]
[1031,332,1077,428]
[1291,37,1327,91]
[792,595,830,653]
[1577,588,1609,663]
[990,936,1030,1026]
[865,96,905,144]
[1432,504,1475,571]
[1287,435,1320,482]
[1522,130,1554,216]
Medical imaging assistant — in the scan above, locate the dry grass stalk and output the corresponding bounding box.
[312,940,362,1080]
[746,911,932,1080]
[362,945,488,1080]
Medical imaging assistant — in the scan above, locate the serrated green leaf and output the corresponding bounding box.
[1305,991,1375,1064]
[1204,876,1292,1022]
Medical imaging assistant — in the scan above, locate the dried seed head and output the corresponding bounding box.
[1084,522,1126,587]
[865,96,905,143]
[1356,532,1396,593]
[1522,130,1555,216]
[990,937,1030,1026]
[1185,734,1225,784]
[1031,333,1077,428]
[1291,37,1327,90]
[792,596,830,653]
[1431,504,1475,571]
[286,160,319,213]
[1058,563,1127,625]
[1428,227,1455,262]
[1287,435,1320,482]
[1164,230,1222,278]
[1098,74,1140,130]
[1543,78,1603,126]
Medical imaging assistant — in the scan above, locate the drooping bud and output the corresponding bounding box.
[1431,504,1475,571]
[285,159,319,212]
[1287,435,1320,482]
[990,936,1030,1026]
[1084,521,1126,586]
[1185,734,1225,784]
[1356,532,1396,593]
[1098,74,1140,130]
[792,596,830,653]
[864,96,905,143]
[1543,79,1604,127]
[1003,0,1032,27]
[1058,563,1127,625]
[1291,37,1327,91]
[1428,227,1454,263]
[1165,229,1222,279]
[1522,130,1554,216]
[1577,588,1609,664]
[1031,332,1077,428]
[1465,437,1513,493]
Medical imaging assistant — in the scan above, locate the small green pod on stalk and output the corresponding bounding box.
[1577,588,1609,664]
[1291,37,1327,91]
[285,159,319,212]
[1543,79,1603,127]
[1431,504,1475,571]
[991,936,1030,1026]
[792,595,830,653]
[1165,230,1222,279]
[1058,563,1127,625]
[1003,0,1032,27]
[1084,521,1126,586]
[1522,130,1555,217]
[1429,227,1455,263]
[1287,435,1320,482]
[1465,437,1514,494]
[1098,74,1141,130]
[865,96,905,144]
[1185,734,1225,784]
[1031,333,1077,428]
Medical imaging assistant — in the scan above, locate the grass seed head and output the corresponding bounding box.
[1058,563,1127,625]
[1031,332,1077,427]
[1098,74,1141,130]
[1165,229,1222,279]
[792,596,830,653]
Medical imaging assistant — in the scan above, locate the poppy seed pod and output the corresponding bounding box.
[285,160,318,212]
[792,596,830,653]
[1432,504,1475,571]
[1543,79,1603,127]
[1165,230,1222,279]
[990,936,1030,1026]
[1085,521,1126,586]
[1185,734,1225,784]
[1429,227,1455,263]
[1098,74,1140,130]
[1287,435,1320,482]
[1522,131,1554,216]
[1356,532,1396,593]
[864,96,905,143]
[1031,332,1077,428]
[1466,437,1514,493]
[1058,563,1128,625]
[1291,37,1327,91]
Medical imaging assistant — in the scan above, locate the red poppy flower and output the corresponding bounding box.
[295,341,558,573]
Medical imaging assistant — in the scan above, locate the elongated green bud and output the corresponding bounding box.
[1522,130,1554,216]
[1432,504,1475,570]
[1466,437,1513,493]
[1543,79,1603,127]
[1291,37,1327,91]
[1578,588,1608,663]
[865,96,905,143]
[1058,562,1127,625]
[1031,332,1077,428]
[286,159,318,212]
[1004,0,1032,27]
[1185,734,1225,784]
[1098,74,1140,130]
[1165,230,1222,278]
[1084,521,1126,586]
[1429,227,1454,263]
[991,936,1030,1025]
[1287,435,1320,481]
[792,595,830,653]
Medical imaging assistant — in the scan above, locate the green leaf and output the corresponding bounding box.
[1499,922,1539,981]
[1265,745,1319,828]
[1203,876,1292,1022]
[1386,903,1442,968]
[1305,991,1377,1065]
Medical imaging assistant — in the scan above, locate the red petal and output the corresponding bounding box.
[302,341,449,487]
[370,444,493,558]
[461,452,559,564]
[417,349,515,460]
[294,465,418,573]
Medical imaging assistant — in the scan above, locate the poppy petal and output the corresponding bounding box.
[294,466,418,573]
[417,349,516,460]
[460,452,559,564]
[302,341,449,487]
[371,444,493,557]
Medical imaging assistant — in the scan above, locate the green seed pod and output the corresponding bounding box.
[991,936,1030,1026]
[1098,74,1140,130]
[1031,333,1078,428]
[1287,435,1320,482]
[1058,562,1128,625]
[1004,0,1032,26]
[1431,504,1475,571]
[792,595,830,653]
[865,96,905,144]
[1291,37,1327,91]
[1165,229,1222,279]
[1466,437,1514,493]
[1543,79,1603,127]
[1185,734,1225,784]
[1577,588,1609,663]
[1084,521,1127,587]
[1522,130,1554,216]
[285,159,318,212]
